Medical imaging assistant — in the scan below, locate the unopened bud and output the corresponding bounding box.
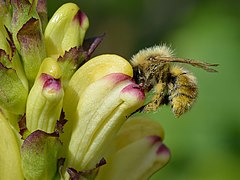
[26,58,63,133]
[44,3,89,58]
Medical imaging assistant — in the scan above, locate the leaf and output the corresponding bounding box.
[0,51,28,114]
[17,17,46,86]
[21,130,62,180]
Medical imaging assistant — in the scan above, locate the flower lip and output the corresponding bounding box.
[74,10,88,27]
[148,135,170,155]
[103,73,131,84]
[121,83,145,101]
[156,143,170,155]
[148,135,162,145]
[41,73,61,91]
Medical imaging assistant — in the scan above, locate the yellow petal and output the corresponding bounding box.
[64,73,144,171]
[63,54,133,122]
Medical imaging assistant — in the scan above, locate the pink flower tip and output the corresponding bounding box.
[121,83,145,101]
[74,10,88,27]
[41,73,61,91]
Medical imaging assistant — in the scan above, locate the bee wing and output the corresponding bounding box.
[154,56,219,72]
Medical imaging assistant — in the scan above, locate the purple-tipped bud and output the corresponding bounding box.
[44,3,89,58]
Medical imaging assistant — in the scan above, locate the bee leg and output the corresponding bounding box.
[144,82,166,112]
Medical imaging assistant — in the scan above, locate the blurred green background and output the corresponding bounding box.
[48,0,240,179]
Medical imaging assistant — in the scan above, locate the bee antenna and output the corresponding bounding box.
[156,57,219,72]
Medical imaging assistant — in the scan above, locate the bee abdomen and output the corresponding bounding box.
[168,66,198,117]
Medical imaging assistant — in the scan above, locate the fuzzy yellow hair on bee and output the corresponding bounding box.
[130,44,218,117]
[130,44,174,67]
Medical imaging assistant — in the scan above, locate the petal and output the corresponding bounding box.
[61,54,133,159]
[63,73,145,175]
[44,3,89,58]
[63,54,133,124]
[26,58,63,133]
[96,136,170,180]
[115,117,165,150]
[96,117,170,180]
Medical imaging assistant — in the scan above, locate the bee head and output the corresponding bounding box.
[130,44,174,67]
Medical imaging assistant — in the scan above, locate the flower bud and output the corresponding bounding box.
[26,58,63,133]
[37,57,62,79]
[44,3,89,58]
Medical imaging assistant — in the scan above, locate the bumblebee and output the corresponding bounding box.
[130,44,218,117]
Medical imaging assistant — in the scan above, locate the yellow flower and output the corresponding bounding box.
[0,1,170,180]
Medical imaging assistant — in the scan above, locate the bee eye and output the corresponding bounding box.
[138,68,143,76]
[170,75,177,83]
